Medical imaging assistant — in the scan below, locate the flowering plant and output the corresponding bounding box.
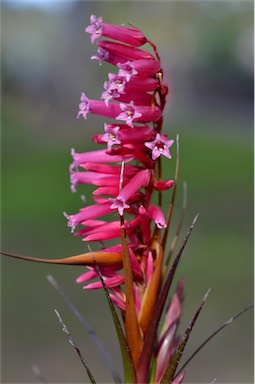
[2,15,252,384]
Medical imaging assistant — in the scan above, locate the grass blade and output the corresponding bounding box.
[47,275,121,384]
[54,309,96,384]
[175,303,254,378]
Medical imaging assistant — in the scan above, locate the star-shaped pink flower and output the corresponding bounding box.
[101,81,120,106]
[101,124,121,150]
[77,93,90,119]
[109,196,130,216]
[108,73,127,94]
[117,61,138,81]
[115,101,142,128]
[85,15,103,44]
[91,47,110,65]
[145,133,174,160]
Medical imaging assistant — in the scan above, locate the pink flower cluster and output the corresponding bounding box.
[65,15,174,302]
[65,16,183,382]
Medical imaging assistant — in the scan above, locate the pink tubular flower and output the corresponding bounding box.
[117,61,138,80]
[97,40,156,61]
[84,274,125,289]
[77,92,121,120]
[64,201,113,232]
[148,205,167,229]
[94,124,154,147]
[80,221,122,242]
[101,81,121,106]
[115,101,161,127]
[91,47,110,65]
[70,148,134,170]
[91,46,125,67]
[115,101,142,128]
[109,169,151,215]
[107,73,127,93]
[77,94,161,126]
[101,124,121,150]
[109,196,130,217]
[154,179,174,191]
[86,15,147,47]
[117,59,161,78]
[110,295,126,311]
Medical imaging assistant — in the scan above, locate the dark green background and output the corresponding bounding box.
[1,1,253,383]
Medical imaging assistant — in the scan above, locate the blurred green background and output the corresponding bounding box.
[1,1,253,383]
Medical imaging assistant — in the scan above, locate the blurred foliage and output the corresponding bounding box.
[1,1,253,383]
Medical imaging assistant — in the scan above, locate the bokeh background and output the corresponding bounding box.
[1,1,253,383]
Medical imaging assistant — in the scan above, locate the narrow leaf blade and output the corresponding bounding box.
[54,309,97,384]
[175,303,254,378]
[160,289,211,383]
